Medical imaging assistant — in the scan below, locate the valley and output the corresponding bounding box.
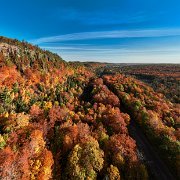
[0,37,179,180]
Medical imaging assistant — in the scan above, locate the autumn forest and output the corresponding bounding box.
[0,36,179,180]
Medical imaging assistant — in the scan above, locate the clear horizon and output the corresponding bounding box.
[1,0,180,63]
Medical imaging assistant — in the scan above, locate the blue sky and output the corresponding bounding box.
[0,0,180,63]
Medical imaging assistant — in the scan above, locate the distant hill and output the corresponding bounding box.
[0,36,67,72]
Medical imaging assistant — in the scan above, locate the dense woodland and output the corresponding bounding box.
[96,64,180,103]
[0,37,179,180]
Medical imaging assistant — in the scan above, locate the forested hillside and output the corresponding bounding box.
[0,37,179,180]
